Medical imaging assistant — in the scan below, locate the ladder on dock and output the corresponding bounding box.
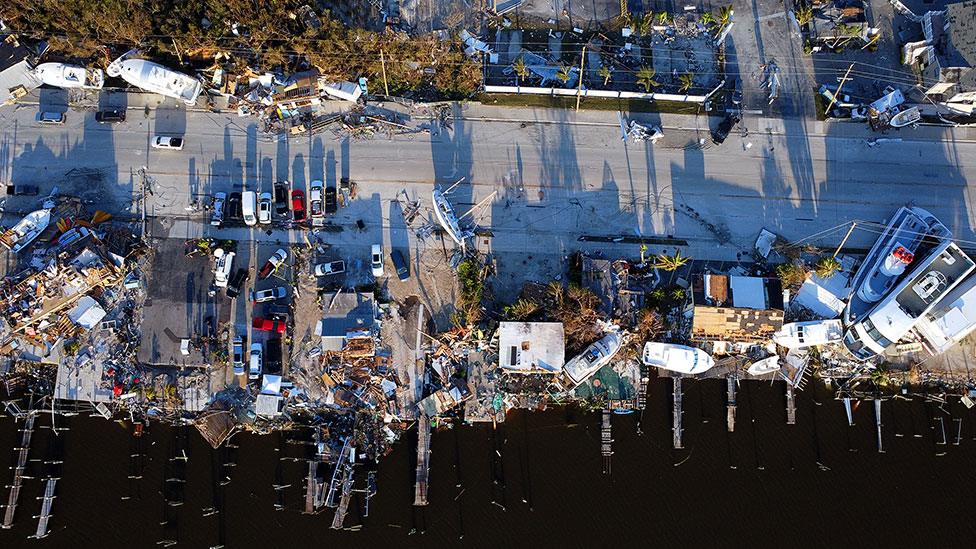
[30,477,57,539]
[330,466,354,529]
[2,412,37,529]
[302,460,319,514]
[325,438,351,509]
[601,409,613,475]
[727,375,737,432]
[636,368,649,411]
[672,376,683,449]
[786,383,796,425]
[414,418,431,506]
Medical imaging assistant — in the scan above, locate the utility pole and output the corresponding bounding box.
[824,63,855,116]
[576,46,587,112]
[380,50,390,96]
[833,222,857,258]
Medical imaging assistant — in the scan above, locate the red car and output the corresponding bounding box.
[291,190,306,222]
[252,317,286,334]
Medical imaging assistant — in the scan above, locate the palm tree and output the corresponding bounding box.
[678,72,695,92]
[716,5,733,27]
[654,250,690,271]
[795,5,813,26]
[598,65,612,86]
[814,256,841,279]
[656,12,670,25]
[508,298,540,320]
[512,55,528,84]
[636,66,659,92]
[555,66,572,83]
[701,12,715,27]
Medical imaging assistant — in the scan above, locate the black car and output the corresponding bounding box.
[711,113,740,145]
[226,192,243,225]
[95,109,126,123]
[391,249,409,281]
[324,186,337,214]
[273,182,289,214]
[226,268,250,299]
[264,338,283,375]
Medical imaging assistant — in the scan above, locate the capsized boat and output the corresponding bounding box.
[641,342,714,375]
[107,56,201,105]
[432,188,470,246]
[746,356,781,376]
[33,62,104,89]
[563,332,622,386]
[773,319,843,349]
[0,209,52,253]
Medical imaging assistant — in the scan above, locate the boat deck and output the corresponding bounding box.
[895,244,975,318]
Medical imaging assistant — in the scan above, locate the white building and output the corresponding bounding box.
[497,322,565,373]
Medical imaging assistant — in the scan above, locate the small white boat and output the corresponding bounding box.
[107,56,201,105]
[432,188,469,247]
[33,62,104,89]
[641,342,714,375]
[773,319,843,349]
[563,332,623,386]
[747,356,781,376]
[890,106,921,128]
[1,209,52,253]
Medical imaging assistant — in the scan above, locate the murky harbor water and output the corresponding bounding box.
[1,379,975,547]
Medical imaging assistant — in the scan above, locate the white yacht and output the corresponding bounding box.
[746,356,781,376]
[33,62,104,89]
[773,319,843,349]
[1,209,52,253]
[563,332,622,386]
[107,57,201,105]
[641,342,715,375]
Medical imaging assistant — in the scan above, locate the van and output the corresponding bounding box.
[249,343,263,380]
[241,191,257,226]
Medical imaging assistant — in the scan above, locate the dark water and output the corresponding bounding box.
[2,378,975,547]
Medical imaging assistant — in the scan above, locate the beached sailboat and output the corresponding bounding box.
[563,332,623,386]
[1,209,52,253]
[33,63,104,89]
[432,188,470,247]
[641,342,715,375]
[746,356,781,376]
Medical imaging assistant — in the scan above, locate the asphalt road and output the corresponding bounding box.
[2,101,976,267]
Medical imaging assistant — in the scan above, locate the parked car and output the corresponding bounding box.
[37,111,65,124]
[226,268,249,299]
[309,181,324,218]
[232,337,245,376]
[370,244,384,277]
[241,191,257,226]
[226,192,243,225]
[211,192,226,227]
[258,192,273,224]
[95,109,125,123]
[273,182,290,214]
[391,249,409,281]
[249,343,263,380]
[252,317,286,334]
[324,186,337,214]
[291,190,306,222]
[151,135,184,150]
[711,113,740,145]
[250,286,287,303]
[265,338,283,375]
[5,184,39,196]
[314,260,346,277]
[259,248,288,279]
[213,248,235,288]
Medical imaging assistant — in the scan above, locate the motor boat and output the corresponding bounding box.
[33,62,104,89]
[773,319,843,349]
[890,106,921,128]
[107,56,201,105]
[746,356,781,376]
[563,332,623,386]
[641,342,714,375]
[0,209,52,253]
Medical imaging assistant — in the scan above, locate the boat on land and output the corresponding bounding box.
[746,356,781,376]
[563,332,623,386]
[432,188,470,247]
[890,107,921,128]
[107,56,201,105]
[1,209,52,253]
[641,342,715,375]
[33,63,104,89]
[773,319,844,349]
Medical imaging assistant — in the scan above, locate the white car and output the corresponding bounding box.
[258,192,273,225]
[314,260,346,277]
[371,244,384,277]
[151,135,184,150]
[249,343,263,380]
[232,337,245,376]
[211,192,226,227]
[213,248,235,288]
[309,180,324,218]
[250,286,287,303]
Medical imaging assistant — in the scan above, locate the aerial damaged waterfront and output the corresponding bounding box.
[4,0,976,545]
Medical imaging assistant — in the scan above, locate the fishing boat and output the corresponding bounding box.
[641,342,714,375]
[432,188,469,247]
[563,332,623,386]
[33,62,104,89]
[107,56,201,105]
[773,319,843,349]
[746,356,781,376]
[890,106,921,128]
[0,209,52,253]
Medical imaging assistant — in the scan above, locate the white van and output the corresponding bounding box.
[249,343,263,380]
[241,191,257,226]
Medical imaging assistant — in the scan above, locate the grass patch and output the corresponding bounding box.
[812,89,828,121]
[476,93,704,114]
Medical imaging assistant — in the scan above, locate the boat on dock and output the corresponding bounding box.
[563,332,622,386]
[0,209,52,253]
[773,319,843,349]
[746,356,781,376]
[33,62,104,89]
[431,188,470,247]
[641,342,715,375]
